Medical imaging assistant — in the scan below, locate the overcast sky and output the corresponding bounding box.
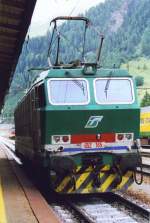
[30,0,105,36]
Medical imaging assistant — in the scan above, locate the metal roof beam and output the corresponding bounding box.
[2,0,25,9]
[0,30,19,37]
[0,22,19,30]
[0,11,21,20]
[0,36,17,43]
[0,0,37,109]
[0,48,14,55]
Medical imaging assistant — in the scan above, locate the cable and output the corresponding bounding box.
[133,148,143,185]
[69,0,81,17]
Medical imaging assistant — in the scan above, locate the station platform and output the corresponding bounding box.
[0,144,60,223]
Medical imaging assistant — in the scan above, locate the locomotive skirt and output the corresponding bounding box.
[52,165,134,194]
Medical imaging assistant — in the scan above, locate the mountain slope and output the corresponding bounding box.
[2,0,150,119]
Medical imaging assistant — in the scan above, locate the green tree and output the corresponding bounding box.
[143,64,147,70]
[141,91,150,107]
[141,27,150,56]
[135,76,144,86]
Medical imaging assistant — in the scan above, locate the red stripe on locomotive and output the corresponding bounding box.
[71,133,115,143]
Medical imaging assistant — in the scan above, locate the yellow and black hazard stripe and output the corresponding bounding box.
[54,165,134,194]
[116,170,133,191]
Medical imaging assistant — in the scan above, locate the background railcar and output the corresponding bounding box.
[140,106,150,145]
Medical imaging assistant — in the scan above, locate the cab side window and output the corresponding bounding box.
[35,84,45,108]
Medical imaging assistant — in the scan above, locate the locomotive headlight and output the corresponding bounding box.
[52,135,71,144]
[62,135,69,142]
[53,136,60,143]
[117,134,124,140]
[116,133,133,142]
[125,133,133,140]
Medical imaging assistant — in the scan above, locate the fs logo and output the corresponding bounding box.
[85,116,103,128]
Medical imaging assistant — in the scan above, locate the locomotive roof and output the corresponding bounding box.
[35,67,131,82]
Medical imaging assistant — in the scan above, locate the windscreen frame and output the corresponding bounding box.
[94,77,135,105]
[47,78,90,105]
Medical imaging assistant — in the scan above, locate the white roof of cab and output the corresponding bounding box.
[33,70,49,84]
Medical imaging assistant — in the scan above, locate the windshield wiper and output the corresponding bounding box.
[72,80,85,95]
[104,71,112,98]
[65,71,85,95]
[104,64,115,98]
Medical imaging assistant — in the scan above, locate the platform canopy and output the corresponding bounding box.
[0,0,37,110]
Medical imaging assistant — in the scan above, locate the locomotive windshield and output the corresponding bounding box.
[48,78,90,105]
[94,78,134,104]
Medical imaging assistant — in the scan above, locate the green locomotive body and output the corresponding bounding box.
[14,17,141,193]
[15,66,140,193]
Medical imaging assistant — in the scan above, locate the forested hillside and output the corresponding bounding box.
[3,0,150,120]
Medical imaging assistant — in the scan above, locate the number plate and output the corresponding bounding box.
[81,142,103,149]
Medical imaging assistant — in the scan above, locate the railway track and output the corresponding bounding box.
[139,146,150,176]
[51,201,93,223]
[141,145,150,149]
[139,163,150,176]
[50,193,150,223]
[141,145,150,154]
[111,193,150,220]
[137,165,150,176]
[141,152,150,158]
[0,136,20,164]
[141,150,150,158]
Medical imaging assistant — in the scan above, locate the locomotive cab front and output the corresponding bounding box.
[37,65,140,193]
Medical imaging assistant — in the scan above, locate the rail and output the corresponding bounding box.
[110,193,150,220]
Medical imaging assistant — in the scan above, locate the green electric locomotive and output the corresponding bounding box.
[15,17,141,194]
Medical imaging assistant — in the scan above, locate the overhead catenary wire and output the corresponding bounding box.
[68,0,81,17]
[18,25,37,91]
